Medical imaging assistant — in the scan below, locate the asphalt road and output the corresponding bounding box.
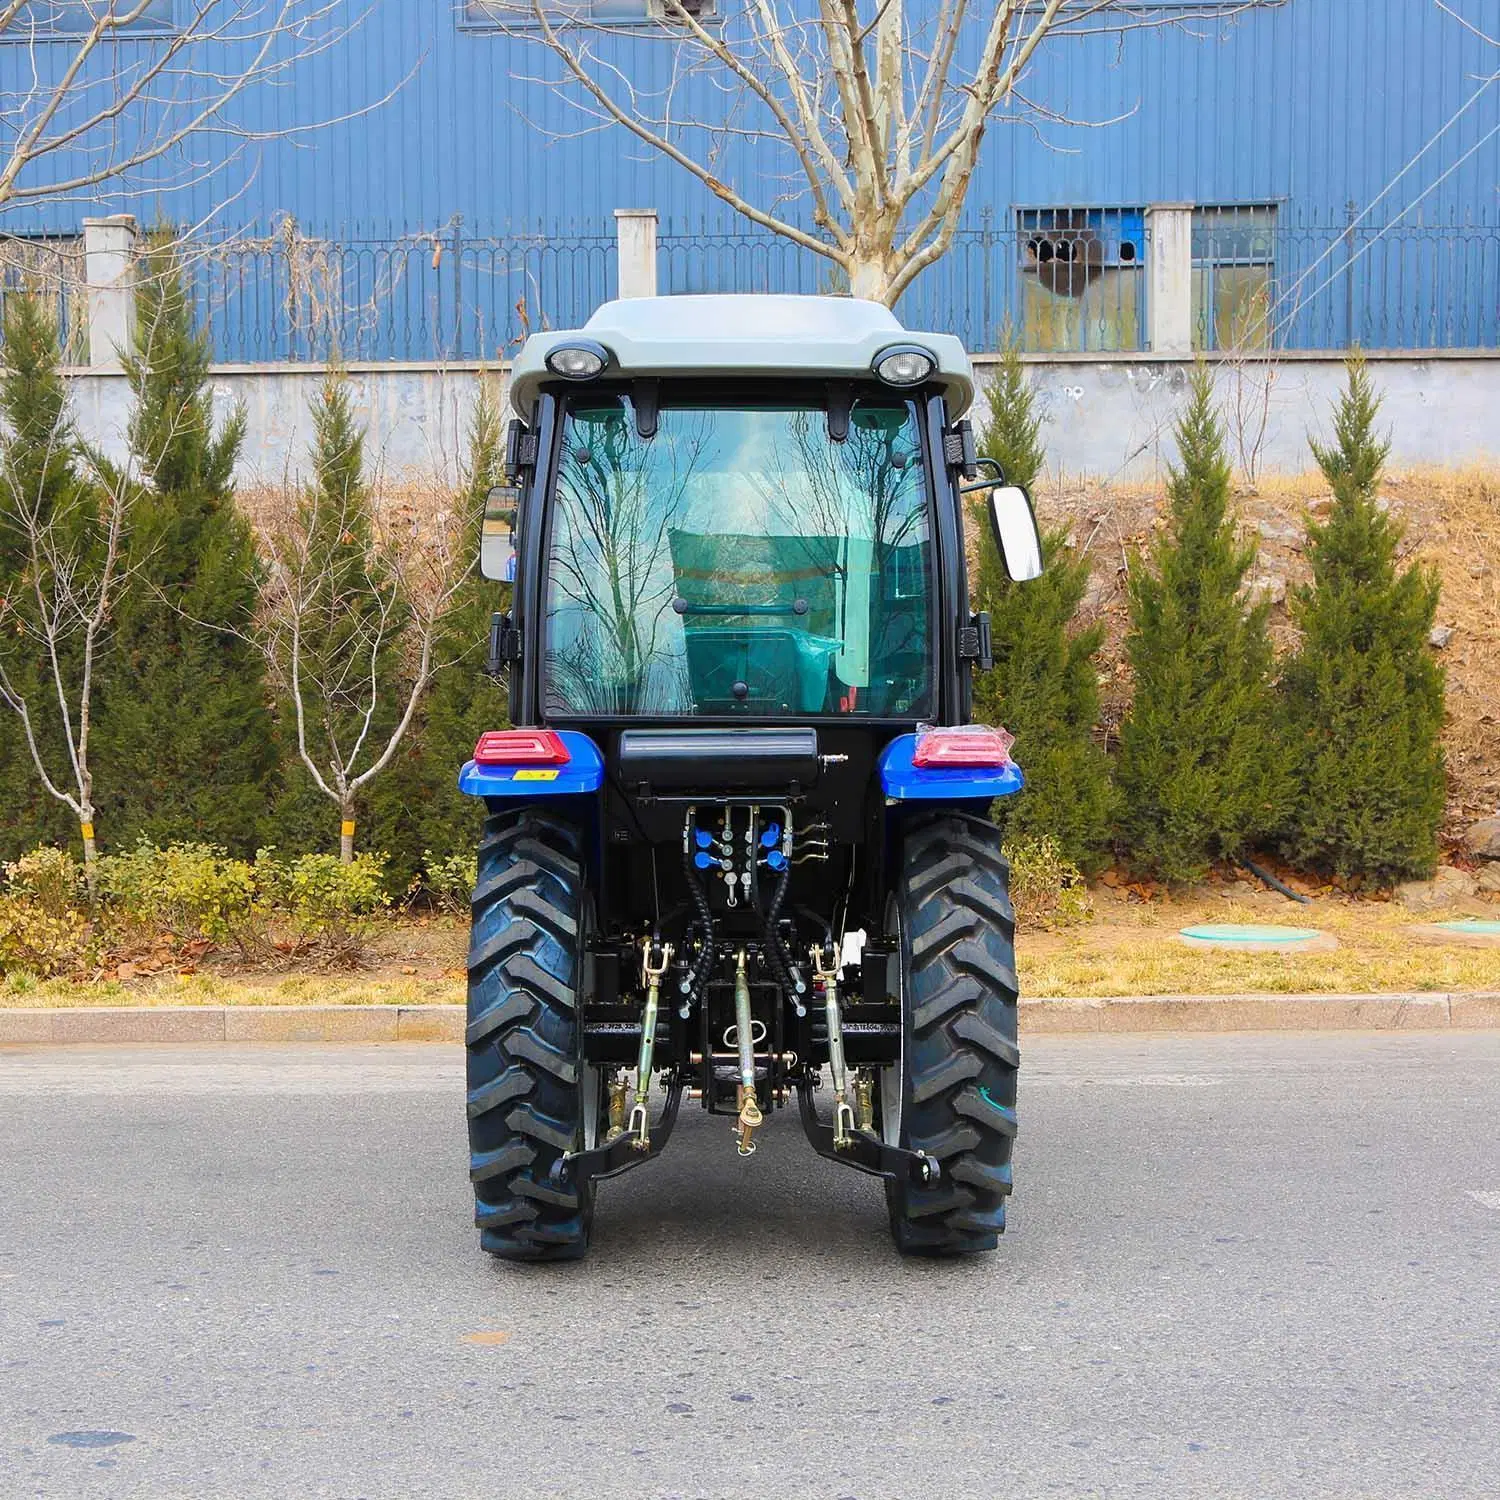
[1,1034,1497,1500]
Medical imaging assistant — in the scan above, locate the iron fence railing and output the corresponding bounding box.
[15,215,1498,363]
[0,234,89,363]
[171,222,618,363]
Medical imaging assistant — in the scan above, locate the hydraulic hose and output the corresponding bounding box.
[761,858,806,1014]
[680,842,717,1013]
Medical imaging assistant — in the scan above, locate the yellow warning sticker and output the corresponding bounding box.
[513,769,560,782]
[341,820,356,836]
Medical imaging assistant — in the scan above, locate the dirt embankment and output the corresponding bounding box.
[1020,467,1500,841]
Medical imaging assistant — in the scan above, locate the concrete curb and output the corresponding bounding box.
[2,993,1498,1045]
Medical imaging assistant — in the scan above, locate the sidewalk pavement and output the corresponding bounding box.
[2,991,1496,1045]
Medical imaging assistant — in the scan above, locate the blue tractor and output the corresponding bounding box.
[459,294,1043,1260]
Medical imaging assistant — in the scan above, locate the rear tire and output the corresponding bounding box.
[884,813,1019,1255]
[465,807,596,1262]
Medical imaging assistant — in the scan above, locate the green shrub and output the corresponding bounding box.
[4,847,84,917]
[255,849,389,962]
[423,849,478,914]
[0,897,94,977]
[97,840,260,952]
[1004,835,1094,929]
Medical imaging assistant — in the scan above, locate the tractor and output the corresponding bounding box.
[459,294,1043,1261]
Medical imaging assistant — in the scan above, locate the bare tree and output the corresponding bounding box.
[253,376,471,861]
[0,387,139,874]
[515,0,1269,305]
[0,1,393,218]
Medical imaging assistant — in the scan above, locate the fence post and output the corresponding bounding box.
[82,214,138,369]
[614,208,659,299]
[1144,203,1193,354]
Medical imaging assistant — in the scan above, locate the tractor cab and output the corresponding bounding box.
[461,295,1041,1262]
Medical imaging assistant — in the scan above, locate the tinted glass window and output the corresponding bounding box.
[545,396,932,717]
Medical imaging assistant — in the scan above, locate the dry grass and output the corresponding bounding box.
[4,891,1496,1007]
[1022,886,1500,997]
[0,969,462,1010]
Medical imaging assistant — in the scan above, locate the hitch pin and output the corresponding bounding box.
[813,942,854,1149]
[733,948,762,1156]
[631,938,672,1150]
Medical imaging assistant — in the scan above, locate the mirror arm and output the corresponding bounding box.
[958,458,1007,495]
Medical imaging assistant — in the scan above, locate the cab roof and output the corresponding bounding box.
[507,294,975,419]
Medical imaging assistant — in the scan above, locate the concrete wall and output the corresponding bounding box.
[62,353,1500,491]
[66,363,491,492]
[1013,354,1500,483]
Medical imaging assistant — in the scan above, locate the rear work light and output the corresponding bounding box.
[912,725,1015,769]
[473,729,572,766]
[544,341,610,380]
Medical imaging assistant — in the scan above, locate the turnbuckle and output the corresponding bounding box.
[733,948,762,1156]
[812,940,854,1149]
[631,937,673,1151]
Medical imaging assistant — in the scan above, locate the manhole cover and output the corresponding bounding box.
[1178,923,1335,952]
[1409,918,1500,947]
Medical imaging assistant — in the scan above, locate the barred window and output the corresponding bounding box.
[1192,205,1277,351]
[463,0,718,27]
[3,1,176,35]
[1016,207,1145,353]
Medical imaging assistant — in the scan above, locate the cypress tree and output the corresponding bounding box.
[976,330,1046,491]
[93,238,276,853]
[1278,355,1444,880]
[971,338,1114,868]
[1114,364,1282,881]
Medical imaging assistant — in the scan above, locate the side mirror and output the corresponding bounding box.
[480,484,521,583]
[988,485,1043,582]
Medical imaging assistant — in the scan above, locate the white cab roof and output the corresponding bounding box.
[508,294,975,418]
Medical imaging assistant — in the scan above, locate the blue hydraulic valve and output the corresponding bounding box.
[759,823,781,849]
[764,849,787,873]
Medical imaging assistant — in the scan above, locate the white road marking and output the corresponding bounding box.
[1031,1073,1225,1088]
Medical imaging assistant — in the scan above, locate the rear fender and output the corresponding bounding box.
[877,732,1023,917]
[877,732,1023,805]
[457,729,605,800]
[459,729,605,882]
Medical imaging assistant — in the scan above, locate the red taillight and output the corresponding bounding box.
[912,726,1015,768]
[473,728,572,766]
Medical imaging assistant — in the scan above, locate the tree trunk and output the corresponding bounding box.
[340,804,356,864]
[80,813,98,899]
[848,253,899,307]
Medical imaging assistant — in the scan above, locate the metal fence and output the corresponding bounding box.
[20,215,1497,363]
[173,222,619,363]
[0,235,89,363]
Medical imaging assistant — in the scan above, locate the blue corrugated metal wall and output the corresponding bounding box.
[3,0,1497,355]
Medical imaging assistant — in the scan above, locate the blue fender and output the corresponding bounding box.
[877,733,1024,803]
[458,730,605,799]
